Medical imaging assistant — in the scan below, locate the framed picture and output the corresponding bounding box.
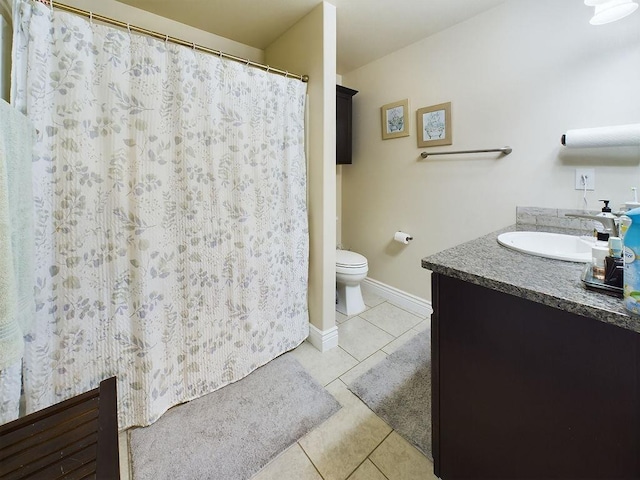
[417,102,452,147]
[381,99,410,140]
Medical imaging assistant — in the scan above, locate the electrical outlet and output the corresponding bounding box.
[575,168,595,191]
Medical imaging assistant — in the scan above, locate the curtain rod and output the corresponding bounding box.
[35,0,309,83]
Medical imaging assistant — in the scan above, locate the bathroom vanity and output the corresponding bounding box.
[422,227,640,479]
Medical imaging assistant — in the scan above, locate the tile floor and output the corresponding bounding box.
[119,290,437,480]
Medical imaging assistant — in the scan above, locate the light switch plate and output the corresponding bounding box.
[575,168,595,191]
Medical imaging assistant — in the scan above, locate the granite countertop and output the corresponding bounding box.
[421,226,640,334]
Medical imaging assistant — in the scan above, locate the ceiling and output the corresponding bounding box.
[116,0,506,74]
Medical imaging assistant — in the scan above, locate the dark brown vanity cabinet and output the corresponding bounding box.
[336,85,357,165]
[431,274,640,479]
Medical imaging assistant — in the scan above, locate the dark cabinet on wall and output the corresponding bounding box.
[336,85,357,165]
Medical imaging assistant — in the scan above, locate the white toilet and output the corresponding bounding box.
[336,249,368,316]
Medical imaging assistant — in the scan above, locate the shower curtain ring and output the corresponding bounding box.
[192,42,196,50]
[285,71,289,78]
[89,11,93,24]
[164,34,169,46]
[127,23,131,35]
[49,0,54,12]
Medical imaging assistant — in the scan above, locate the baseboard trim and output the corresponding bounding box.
[361,277,432,318]
[307,324,339,352]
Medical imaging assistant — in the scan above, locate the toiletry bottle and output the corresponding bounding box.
[626,187,640,211]
[592,241,608,281]
[604,236,623,288]
[622,208,640,314]
[595,200,616,237]
[591,215,610,280]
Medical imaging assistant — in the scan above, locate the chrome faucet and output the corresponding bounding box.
[565,213,618,237]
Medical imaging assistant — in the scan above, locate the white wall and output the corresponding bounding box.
[341,0,640,300]
[266,3,338,341]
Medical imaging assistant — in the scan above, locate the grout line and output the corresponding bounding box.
[365,302,427,325]
[297,440,326,479]
[340,428,394,480]
[339,317,418,363]
[385,301,429,320]
[362,293,431,320]
[301,304,423,480]
[342,346,385,370]
[363,430,394,479]
[357,313,396,335]
[358,304,424,338]
[338,345,359,363]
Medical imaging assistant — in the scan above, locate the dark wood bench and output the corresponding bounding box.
[0,377,120,479]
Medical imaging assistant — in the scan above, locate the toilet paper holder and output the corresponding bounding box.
[394,231,413,244]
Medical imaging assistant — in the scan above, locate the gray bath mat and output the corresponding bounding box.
[348,330,431,457]
[130,353,341,480]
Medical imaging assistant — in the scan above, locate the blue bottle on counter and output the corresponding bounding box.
[623,207,640,314]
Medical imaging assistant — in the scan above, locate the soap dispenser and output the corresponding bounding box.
[595,200,616,238]
[622,208,640,315]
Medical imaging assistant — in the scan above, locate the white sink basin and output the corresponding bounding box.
[497,231,595,263]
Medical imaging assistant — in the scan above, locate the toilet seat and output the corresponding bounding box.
[336,250,367,269]
[336,264,368,275]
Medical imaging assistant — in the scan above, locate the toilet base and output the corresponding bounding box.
[336,282,366,316]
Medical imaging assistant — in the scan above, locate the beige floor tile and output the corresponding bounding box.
[336,310,349,324]
[119,430,131,480]
[338,316,395,361]
[360,303,423,337]
[412,319,431,333]
[252,443,323,480]
[299,380,392,480]
[289,341,359,386]
[381,328,420,355]
[339,350,388,386]
[370,431,437,480]
[361,290,386,308]
[337,308,368,324]
[347,459,387,480]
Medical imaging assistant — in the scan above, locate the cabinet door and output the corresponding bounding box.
[336,85,357,165]
[432,274,640,479]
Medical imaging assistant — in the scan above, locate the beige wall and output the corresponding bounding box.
[266,3,337,335]
[341,0,640,300]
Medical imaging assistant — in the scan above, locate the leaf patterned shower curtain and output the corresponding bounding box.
[10,0,309,428]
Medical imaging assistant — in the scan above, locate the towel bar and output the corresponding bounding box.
[420,146,512,158]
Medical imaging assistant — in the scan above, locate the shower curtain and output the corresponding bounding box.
[9,0,309,428]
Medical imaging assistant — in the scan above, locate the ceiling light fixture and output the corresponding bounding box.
[585,0,639,25]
